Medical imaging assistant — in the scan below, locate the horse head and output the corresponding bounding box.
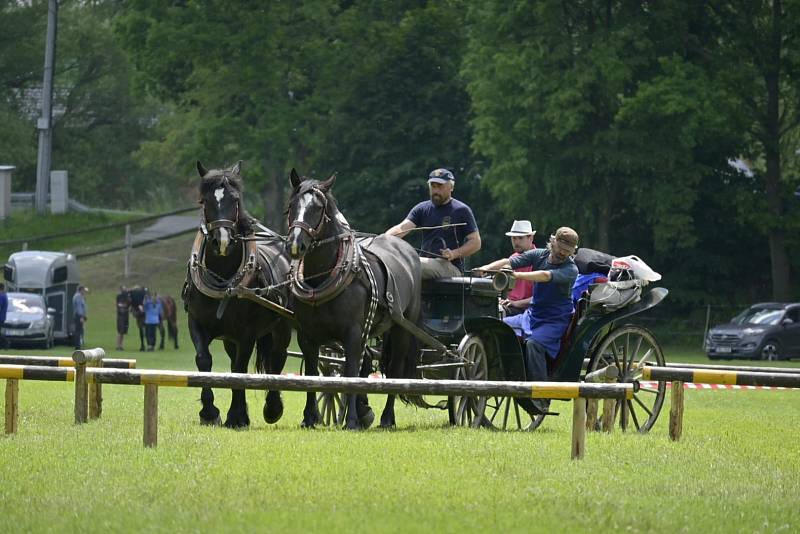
[286,168,338,260]
[197,160,253,256]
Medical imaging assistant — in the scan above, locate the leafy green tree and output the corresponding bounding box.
[705,0,800,300]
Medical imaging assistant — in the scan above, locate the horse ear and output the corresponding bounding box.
[319,173,337,192]
[290,168,302,188]
[197,161,208,177]
[232,160,242,176]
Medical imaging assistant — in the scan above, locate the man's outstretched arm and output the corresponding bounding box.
[386,219,417,239]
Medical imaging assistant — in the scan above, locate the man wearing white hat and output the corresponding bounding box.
[501,220,536,316]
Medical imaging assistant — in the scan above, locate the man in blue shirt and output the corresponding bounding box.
[72,285,89,350]
[478,227,580,414]
[143,291,163,351]
[386,168,481,279]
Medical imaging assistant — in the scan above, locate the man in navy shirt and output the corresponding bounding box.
[478,227,579,415]
[386,168,481,279]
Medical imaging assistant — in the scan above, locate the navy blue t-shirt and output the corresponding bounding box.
[406,198,478,270]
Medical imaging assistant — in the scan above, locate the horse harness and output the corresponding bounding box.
[183,223,294,321]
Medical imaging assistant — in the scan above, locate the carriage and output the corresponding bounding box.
[299,271,668,432]
[190,162,667,432]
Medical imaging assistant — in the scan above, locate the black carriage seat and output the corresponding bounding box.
[546,292,590,377]
[420,276,501,337]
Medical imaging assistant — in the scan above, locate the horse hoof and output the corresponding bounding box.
[263,399,284,424]
[358,407,375,430]
[223,418,250,430]
[200,415,222,426]
[300,420,316,429]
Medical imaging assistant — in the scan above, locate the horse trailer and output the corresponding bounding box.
[4,250,80,342]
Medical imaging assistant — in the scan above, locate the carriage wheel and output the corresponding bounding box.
[314,360,346,427]
[448,334,489,428]
[586,325,666,433]
[482,396,546,431]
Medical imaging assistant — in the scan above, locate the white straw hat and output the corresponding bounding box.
[505,220,535,236]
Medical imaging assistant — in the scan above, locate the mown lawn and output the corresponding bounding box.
[1,235,799,532]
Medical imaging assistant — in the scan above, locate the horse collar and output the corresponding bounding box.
[188,230,259,299]
[291,232,361,306]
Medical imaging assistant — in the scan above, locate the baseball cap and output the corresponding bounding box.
[428,168,455,184]
[554,227,579,249]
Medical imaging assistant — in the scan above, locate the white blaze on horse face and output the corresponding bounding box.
[214,187,225,209]
[296,193,312,223]
[217,227,230,256]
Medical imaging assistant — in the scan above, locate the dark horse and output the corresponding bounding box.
[183,160,292,428]
[158,295,179,349]
[128,289,178,350]
[286,170,422,429]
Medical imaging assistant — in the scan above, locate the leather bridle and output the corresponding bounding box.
[200,176,241,239]
[287,187,331,242]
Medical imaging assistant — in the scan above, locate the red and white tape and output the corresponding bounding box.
[640,381,792,391]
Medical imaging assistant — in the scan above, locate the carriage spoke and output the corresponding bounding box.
[635,348,654,371]
[639,387,661,395]
[627,399,641,431]
[609,341,622,371]
[633,394,653,417]
[629,335,643,373]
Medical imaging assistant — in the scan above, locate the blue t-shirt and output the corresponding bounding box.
[143,297,163,325]
[406,198,478,270]
[0,292,7,324]
[509,249,578,302]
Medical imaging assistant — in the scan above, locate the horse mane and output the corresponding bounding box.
[199,170,257,235]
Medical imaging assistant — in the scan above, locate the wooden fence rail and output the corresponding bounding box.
[642,366,800,441]
[1,361,633,460]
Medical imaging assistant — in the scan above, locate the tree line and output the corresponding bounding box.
[2,0,798,305]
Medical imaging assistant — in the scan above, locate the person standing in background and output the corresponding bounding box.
[143,290,163,351]
[115,286,132,350]
[72,286,89,350]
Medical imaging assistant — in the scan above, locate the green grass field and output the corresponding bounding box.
[1,233,800,532]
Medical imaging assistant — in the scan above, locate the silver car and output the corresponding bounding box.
[2,292,55,349]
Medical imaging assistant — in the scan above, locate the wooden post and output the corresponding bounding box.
[585,399,598,431]
[73,348,105,424]
[88,360,103,420]
[74,361,88,424]
[601,398,616,432]
[143,384,158,448]
[5,379,18,435]
[669,381,684,441]
[571,397,587,460]
[583,365,618,433]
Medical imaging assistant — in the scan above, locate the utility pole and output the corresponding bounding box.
[34,0,58,214]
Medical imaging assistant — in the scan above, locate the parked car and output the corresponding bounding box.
[705,302,800,361]
[2,292,55,349]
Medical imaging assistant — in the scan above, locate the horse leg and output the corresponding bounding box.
[342,327,366,430]
[189,317,220,425]
[356,355,375,429]
[258,325,290,424]
[169,321,179,349]
[138,317,146,351]
[380,326,412,428]
[223,338,254,429]
[158,319,165,350]
[299,333,321,428]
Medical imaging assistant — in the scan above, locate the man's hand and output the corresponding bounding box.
[440,248,458,261]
